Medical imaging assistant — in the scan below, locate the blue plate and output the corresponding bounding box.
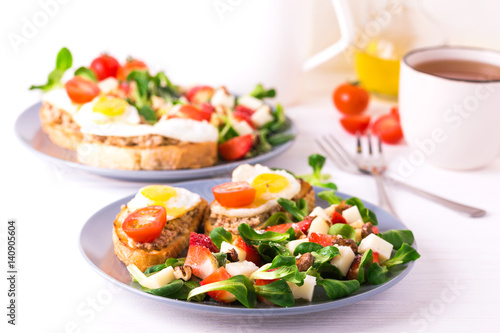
[79,179,417,316]
[15,103,295,181]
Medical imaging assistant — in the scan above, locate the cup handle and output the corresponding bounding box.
[302,0,356,72]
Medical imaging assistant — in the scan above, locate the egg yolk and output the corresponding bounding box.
[251,173,289,202]
[140,185,186,218]
[93,96,128,116]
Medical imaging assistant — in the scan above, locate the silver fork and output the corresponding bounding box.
[355,132,399,218]
[315,134,487,218]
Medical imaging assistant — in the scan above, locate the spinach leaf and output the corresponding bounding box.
[254,279,294,307]
[218,115,239,143]
[328,224,356,241]
[168,280,204,301]
[264,212,294,227]
[74,66,97,81]
[249,84,276,99]
[298,154,337,190]
[146,279,184,297]
[379,230,415,250]
[318,189,344,205]
[357,250,373,284]
[315,263,343,280]
[238,223,292,246]
[366,262,389,284]
[277,198,307,221]
[293,242,324,256]
[383,243,421,268]
[345,197,378,225]
[138,105,157,123]
[268,104,288,132]
[213,252,227,267]
[251,263,303,285]
[209,227,233,249]
[30,47,72,91]
[311,246,340,267]
[165,257,185,268]
[268,255,297,269]
[258,242,291,262]
[316,279,360,300]
[144,264,166,275]
[267,133,295,146]
[187,275,257,308]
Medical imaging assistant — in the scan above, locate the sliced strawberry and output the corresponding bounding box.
[186,85,214,104]
[200,267,237,303]
[295,217,314,233]
[200,103,215,115]
[265,218,313,236]
[373,251,380,264]
[308,232,334,247]
[372,226,379,234]
[190,232,219,253]
[184,245,218,279]
[233,236,262,266]
[233,105,255,128]
[331,211,347,225]
[177,105,212,122]
[265,223,295,234]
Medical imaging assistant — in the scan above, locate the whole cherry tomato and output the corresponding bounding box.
[332,83,370,115]
[90,54,120,81]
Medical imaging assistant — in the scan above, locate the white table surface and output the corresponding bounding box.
[2,70,499,333]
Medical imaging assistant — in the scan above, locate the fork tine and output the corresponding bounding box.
[314,136,353,172]
[324,135,359,169]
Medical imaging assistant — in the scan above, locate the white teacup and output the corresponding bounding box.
[399,46,500,170]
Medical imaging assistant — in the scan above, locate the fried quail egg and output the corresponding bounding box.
[127,185,201,220]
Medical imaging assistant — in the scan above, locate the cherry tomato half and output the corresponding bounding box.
[218,134,253,161]
[117,59,148,81]
[372,113,403,144]
[332,83,370,115]
[212,181,256,208]
[233,105,255,128]
[90,54,120,81]
[177,105,212,122]
[64,76,100,104]
[339,114,371,135]
[122,205,167,243]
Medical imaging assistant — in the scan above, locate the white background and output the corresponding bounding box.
[1,1,500,332]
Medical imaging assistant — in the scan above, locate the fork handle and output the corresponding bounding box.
[374,174,399,219]
[384,176,486,218]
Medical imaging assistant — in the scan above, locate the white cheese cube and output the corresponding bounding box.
[211,88,235,108]
[287,275,316,302]
[358,234,393,263]
[286,239,309,255]
[330,246,355,276]
[324,204,338,219]
[355,228,362,242]
[97,77,118,93]
[231,117,254,135]
[225,261,259,278]
[350,219,364,229]
[307,216,330,236]
[140,266,175,289]
[237,95,264,110]
[310,207,331,222]
[342,206,363,224]
[250,105,274,128]
[220,241,247,261]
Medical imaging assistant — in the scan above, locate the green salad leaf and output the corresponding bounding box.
[74,66,97,82]
[258,242,291,262]
[316,279,360,300]
[366,263,390,285]
[357,250,373,284]
[383,243,421,268]
[144,258,184,275]
[264,212,294,227]
[238,223,293,246]
[209,227,233,249]
[213,252,227,267]
[298,154,337,189]
[254,279,294,307]
[188,275,257,308]
[293,242,324,256]
[318,189,344,205]
[379,230,415,250]
[328,223,356,241]
[277,198,308,221]
[251,257,303,286]
[249,83,276,99]
[30,47,73,91]
[168,280,204,301]
[310,246,340,268]
[146,279,184,297]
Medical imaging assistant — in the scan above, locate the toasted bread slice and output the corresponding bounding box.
[113,199,209,272]
[39,103,82,150]
[204,179,315,235]
[77,140,217,170]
